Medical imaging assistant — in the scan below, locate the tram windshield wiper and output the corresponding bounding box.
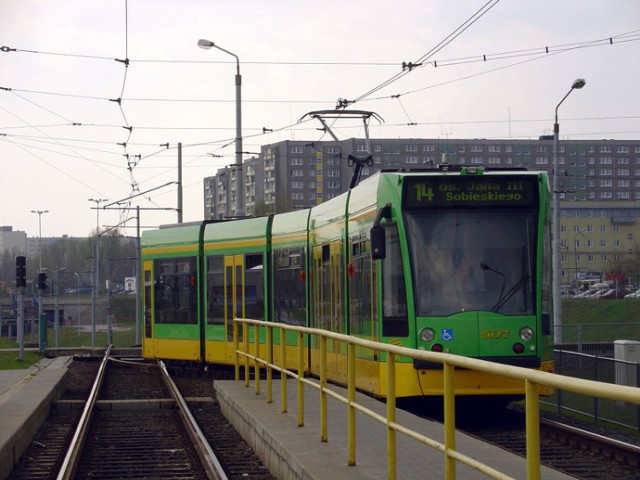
[480,262,506,312]
[491,275,530,313]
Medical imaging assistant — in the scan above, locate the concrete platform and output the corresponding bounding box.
[215,379,575,480]
[0,356,71,480]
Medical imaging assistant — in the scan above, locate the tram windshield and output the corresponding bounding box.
[404,210,537,316]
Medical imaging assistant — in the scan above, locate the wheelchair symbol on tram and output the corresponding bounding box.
[441,329,454,341]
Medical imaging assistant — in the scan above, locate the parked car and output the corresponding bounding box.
[599,289,630,300]
[624,289,640,299]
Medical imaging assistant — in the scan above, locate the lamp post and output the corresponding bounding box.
[31,209,49,350]
[198,38,243,217]
[553,78,585,343]
[89,198,107,347]
[74,271,80,336]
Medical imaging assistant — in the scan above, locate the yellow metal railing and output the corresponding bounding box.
[233,318,640,480]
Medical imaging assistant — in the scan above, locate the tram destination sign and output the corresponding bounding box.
[403,175,539,209]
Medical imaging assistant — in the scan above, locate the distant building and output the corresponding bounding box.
[0,226,27,255]
[203,137,640,285]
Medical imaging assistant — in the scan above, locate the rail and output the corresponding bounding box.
[56,345,112,480]
[159,361,229,480]
[233,318,640,480]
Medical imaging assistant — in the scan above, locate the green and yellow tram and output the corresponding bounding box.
[141,165,554,398]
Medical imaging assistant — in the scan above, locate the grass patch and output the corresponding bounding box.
[0,338,43,369]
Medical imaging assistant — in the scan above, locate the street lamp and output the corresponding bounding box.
[31,209,49,350]
[552,78,585,343]
[30,209,49,272]
[198,38,244,217]
[74,271,80,336]
[89,198,107,347]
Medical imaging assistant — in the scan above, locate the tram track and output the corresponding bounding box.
[7,353,275,480]
[455,404,640,480]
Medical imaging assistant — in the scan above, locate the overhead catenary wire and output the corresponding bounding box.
[2,4,639,229]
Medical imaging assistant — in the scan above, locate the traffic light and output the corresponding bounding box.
[16,256,26,289]
[37,272,48,292]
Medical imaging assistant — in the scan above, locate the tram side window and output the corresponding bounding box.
[144,269,152,338]
[153,257,197,324]
[380,224,408,337]
[245,253,265,321]
[207,255,224,325]
[350,237,377,338]
[273,247,306,325]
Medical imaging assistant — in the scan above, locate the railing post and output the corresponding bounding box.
[556,350,563,413]
[280,326,287,413]
[233,319,239,381]
[254,323,261,395]
[594,354,600,425]
[297,331,304,427]
[320,335,328,442]
[347,342,356,466]
[267,325,273,404]
[386,352,397,480]
[525,379,541,480]
[243,322,250,388]
[443,362,456,480]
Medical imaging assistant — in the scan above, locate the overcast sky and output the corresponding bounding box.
[2,0,639,238]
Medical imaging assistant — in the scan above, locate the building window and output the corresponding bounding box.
[487,157,500,164]
[599,145,613,153]
[600,179,613,187]
[600,168,612,176]
[470,156,483,164]
[617,192,630,199]
[617,146,630,153]
[356,144,368,152]
[470,145,483,153]
[291,146,303,154]
[291,181,304,189]
[600,192,613,199]
[488,145,501,153]
[422,145,435,152]
[328,181,340,189]
[406,145,418,152]
[406,156,418,164]
[291,158,303,165]
[535,157,548,165]
[600,157,612,164]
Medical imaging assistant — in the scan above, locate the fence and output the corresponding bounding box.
[233,318,640,480]
[543,349,640,434]
[556,323,640,355]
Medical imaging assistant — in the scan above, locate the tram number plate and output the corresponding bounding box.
[480,329,510,339]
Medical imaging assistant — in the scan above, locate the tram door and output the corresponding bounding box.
[142,260,154,358]
[311,242,344,379]
[224,255,246,360]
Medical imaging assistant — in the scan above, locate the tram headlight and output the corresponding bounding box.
[519,327,534,341]
[420,328,435,343]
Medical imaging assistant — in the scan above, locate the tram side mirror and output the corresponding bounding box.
[370,225,386,260]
